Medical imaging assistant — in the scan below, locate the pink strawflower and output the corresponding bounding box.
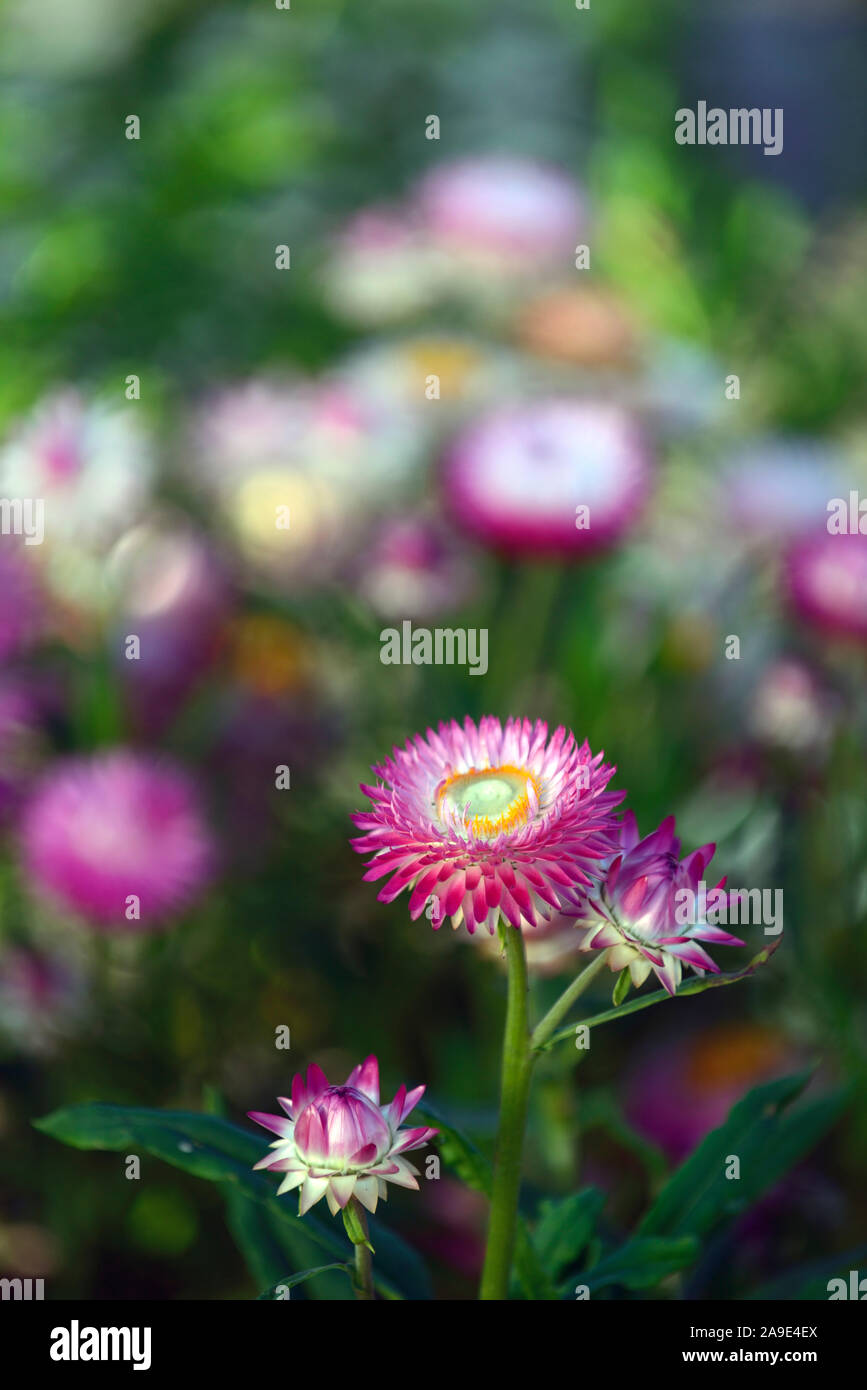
[249,1056,438,1216]
[20,751,214,931]
[443,400,652,558]
[352,717,623,936]
[785,530,867,643]
[415,156,585,266]
[577,812,744,995]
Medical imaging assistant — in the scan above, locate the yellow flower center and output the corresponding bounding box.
[436,765,539,839]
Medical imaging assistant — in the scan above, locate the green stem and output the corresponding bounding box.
[351,1203,374,1301]
[530,954,607,1052]
[479,926,532,1300]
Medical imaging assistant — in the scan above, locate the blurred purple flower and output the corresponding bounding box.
[20,751,214,931]
[0,945,87,1056]
[353,514,477,621]
[785,529,867,642]
[106,515,233,733]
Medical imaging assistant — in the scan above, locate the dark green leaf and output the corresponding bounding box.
[34,1104,430,1300]
[540,939,783,1052]
[573,1235,700,1295]
[533,1188,606,1280]
[744,1245,867,1301]
[639,1071,847,1241]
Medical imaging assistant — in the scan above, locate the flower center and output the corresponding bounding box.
[436,765,539,839]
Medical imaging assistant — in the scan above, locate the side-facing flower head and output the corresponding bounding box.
[577,811,744,995]
[352,716,623,936]
[250,1056,437,1216]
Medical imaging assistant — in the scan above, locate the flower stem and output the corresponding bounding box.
[530,953,607,1052]
[345,1206,372,1301]
[479,925,532,1300]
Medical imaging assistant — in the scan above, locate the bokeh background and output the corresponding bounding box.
[1,0,866,1300]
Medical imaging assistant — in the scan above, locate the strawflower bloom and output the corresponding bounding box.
[443,400,652,558]
[20,751,214,930]
[250,1056,437,1216]
[352,717,623,935]
[577,812,745,995]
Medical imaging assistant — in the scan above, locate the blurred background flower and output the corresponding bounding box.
[0,0,865,1303]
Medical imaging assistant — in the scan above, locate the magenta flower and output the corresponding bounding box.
[249,1056,438,1216]
[577,812,745,995]
[352,717,623,936]
[785,530,867,643]
[20,751,214,931]
[443,400,652,558]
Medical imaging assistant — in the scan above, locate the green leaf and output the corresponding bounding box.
[225,1190,349,1300]
[744,1245,867,1301]
[342,1201,373,1251]
[612,968,630,1007]
[533,1188,606,1280]
[34,1104,430,1300]
[539,939,783,1051]
[417,1098,556,1299]
[258,1264,352,1300]
[573,1235,700,1295]
[639,1070,847,1242]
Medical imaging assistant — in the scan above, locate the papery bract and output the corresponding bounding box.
[250,1055,437,1216]
[352,716,623,935]
[577,811,745,995]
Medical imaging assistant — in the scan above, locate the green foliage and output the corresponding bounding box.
[639,1071,847,1242]
[35,1104,431,1300]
